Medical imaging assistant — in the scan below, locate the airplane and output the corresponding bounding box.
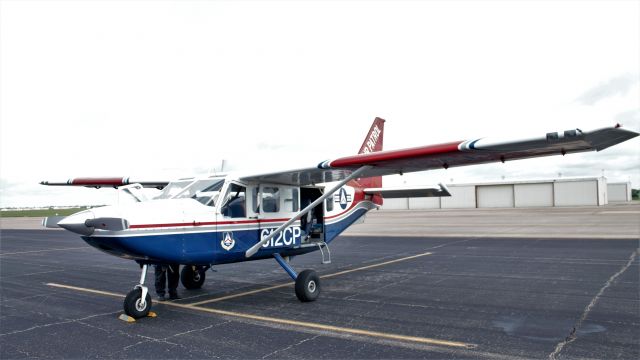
[41,118,638,319]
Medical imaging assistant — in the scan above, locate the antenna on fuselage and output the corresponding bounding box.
[209,159,226,177]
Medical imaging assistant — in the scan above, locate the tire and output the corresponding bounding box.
[295,269,320,302]
[123,288,151,319]
[181,266,206,289]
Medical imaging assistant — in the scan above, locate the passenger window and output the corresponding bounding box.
[262,187,280,213]
[326,196,334,212]
[282,188,299,212]
[222,184,246,218]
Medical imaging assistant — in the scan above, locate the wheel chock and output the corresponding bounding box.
[118,314,136,323]
[118,311,156,323]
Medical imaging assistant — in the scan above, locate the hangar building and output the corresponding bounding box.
[382,177,633,209]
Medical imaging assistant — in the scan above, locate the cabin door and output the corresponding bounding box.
[257,185,302,251]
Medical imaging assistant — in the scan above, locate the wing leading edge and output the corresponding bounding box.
[40,177,169,189]
[240,125,638,186]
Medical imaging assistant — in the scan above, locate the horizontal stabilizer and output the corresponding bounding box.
[42,216,67,228]
[364,183,451,198]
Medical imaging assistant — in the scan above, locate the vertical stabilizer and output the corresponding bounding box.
[358,117,385,155]
[356,118,385,189]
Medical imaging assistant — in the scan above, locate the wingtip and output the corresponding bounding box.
[613,123,640,136]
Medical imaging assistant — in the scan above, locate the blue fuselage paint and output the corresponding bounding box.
[82,205,370,266]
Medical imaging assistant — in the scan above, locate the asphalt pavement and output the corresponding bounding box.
[1,215,638,359]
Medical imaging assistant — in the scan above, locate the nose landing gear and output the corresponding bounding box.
[123,264,152,319]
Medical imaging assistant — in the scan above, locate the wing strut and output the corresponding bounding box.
[245,165,372,258]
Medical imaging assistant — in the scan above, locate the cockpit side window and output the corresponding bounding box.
[261,187,280,213]
[282,187,299,212]
[221,184,247,218]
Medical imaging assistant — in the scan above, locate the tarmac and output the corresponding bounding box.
[1,204,638,359]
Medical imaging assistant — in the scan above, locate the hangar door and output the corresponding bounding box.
[608,183,630,202]
[476,185,514,208]
[554,180,598,206]
[514,183,553,207]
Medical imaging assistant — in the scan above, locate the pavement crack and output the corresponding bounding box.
[119,321,231,353]
[261,334,321,359]
[163,320,231,341]
[0,311,120,337]
[548,248,638,360]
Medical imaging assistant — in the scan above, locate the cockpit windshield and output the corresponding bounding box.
[155,178,225,206]
[154,179,195,200]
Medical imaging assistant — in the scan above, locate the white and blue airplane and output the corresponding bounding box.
[41,118,638,319]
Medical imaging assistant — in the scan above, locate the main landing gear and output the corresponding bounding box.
[274,253,320,302]
[123,264,152,319]
[180,266,206,289]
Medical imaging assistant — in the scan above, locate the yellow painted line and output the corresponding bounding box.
[0,247,88,256]
[190,282,294,305]
[170,301,474,348]
[47,283,125,298]
[190,251,433,306]
[321,251,432,279]
[45,281,474,349]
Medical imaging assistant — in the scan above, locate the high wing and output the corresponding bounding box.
[240,125,639,186]
[40,177,169,189]
[363,184,451,198]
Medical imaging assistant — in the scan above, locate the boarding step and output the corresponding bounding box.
[316,241,331,264]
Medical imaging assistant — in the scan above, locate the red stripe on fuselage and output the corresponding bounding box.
[128,188,368,229]
[129,218,290,229]
[329,141,463,167]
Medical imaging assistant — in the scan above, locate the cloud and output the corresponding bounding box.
[577,73,639,105]
[615,109,640,131]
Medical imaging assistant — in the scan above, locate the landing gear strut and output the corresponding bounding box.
[123,264,152,319]
[274,253,320,302]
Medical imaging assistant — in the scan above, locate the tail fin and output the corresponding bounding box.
[356,117,385,189]
[358,117,385,155]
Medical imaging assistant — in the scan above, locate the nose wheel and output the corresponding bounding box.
[124,264,152,319]
[124,288,151,318]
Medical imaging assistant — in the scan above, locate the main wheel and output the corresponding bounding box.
[295,269,320,302]
[124,288,151,319]
[181,266,206,289]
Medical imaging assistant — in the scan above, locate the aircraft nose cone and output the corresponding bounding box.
[57,210,95,236]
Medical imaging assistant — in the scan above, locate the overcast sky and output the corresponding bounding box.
[1,0,638,208]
